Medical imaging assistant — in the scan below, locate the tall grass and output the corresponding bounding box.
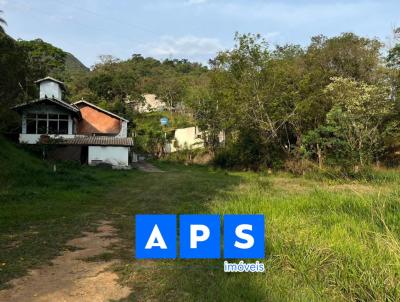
[1,136,399,300]
[208,172,400,301]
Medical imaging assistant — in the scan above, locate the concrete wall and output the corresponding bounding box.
[39,81,63,100]
[19,134,77,144]
[116,121,128,138]
[168,126,204,152]
[47,146,82,162]
[88,146,129,166]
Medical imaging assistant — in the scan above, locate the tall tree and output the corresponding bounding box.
[0,32,28,131]
[323,77,392,167]
[0,10,6,33]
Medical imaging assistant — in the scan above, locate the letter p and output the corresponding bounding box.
[190,224,210,248]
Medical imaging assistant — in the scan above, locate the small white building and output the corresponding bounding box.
[164,126,204,153]
[164,126,226,153]
[13,76,135,167]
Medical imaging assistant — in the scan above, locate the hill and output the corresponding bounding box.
[17,38,89,79]
[65,52,89,74]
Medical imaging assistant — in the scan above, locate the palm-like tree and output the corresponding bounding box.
[0,10,7,32]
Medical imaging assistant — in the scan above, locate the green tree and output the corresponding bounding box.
[208,33,299,166]
[0,32,28,131]
[0,10,7,33]
[323,77,392,168]
[17,39,67,98]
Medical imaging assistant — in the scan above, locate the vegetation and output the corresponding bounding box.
[0,10,6,33]
[0,137,127,287]
[1,138,399,301]
[192,32,400,172]
[1,6,400,302]
[2,22,400,172]
[134,111,194,155]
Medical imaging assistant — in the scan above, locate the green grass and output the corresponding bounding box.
[0,137,399,301]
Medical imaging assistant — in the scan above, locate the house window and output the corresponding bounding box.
[37,120,47,134]
[26,119,36,134]
[59,120,68,134]
[25,113,70,135]
[48,120,58,134]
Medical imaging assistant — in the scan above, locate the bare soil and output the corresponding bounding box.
[0,221,131,302]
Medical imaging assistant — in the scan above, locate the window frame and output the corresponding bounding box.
[25,113,70,135]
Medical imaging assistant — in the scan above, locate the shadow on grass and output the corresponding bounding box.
[106,163,270,301]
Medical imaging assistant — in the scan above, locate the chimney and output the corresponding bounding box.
[35,77,65,101]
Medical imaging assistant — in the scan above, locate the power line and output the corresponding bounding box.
[55,0,163,37]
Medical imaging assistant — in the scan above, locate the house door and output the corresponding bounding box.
[80,146,88,164]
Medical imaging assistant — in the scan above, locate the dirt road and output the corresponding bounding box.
[0,221,131,302]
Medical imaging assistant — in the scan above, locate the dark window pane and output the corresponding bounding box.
[49,114,58,119]
[37,120,47,134]
[26,113,36,119]
[26,119,36,134]
[38,114,47,119]
[59,114,68,120]
[48,120,58,134]
[59,120,68,134]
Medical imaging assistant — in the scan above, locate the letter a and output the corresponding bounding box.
[145,224,167,249]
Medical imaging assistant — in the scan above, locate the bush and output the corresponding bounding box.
[162,148,209,165]
[284,158,317,175]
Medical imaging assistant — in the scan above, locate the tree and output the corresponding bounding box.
[17,39,67,98]
[386,28,400,104]
[0,32,28,132]
[155,75,187,111]
[0,10,6,33]
[323,77,392,168]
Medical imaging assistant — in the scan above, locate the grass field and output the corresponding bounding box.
[1,138,399,301]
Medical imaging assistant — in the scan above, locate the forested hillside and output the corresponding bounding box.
[1,15,400,172]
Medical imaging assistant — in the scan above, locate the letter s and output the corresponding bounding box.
[234,224,254,249]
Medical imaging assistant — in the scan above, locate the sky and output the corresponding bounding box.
[1,0,399,68]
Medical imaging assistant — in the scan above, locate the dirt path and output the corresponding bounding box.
[0,221,131,302]
[133,162,164,173]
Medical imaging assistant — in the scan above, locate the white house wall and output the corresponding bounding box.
[173,126,204,151]
[39,81,63,100]
[116,120,128,138]
[88,146,129,166]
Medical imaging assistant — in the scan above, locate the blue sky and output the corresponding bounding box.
[1,0,399,67]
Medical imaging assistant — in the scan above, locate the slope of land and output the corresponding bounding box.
[65,52,89,74]
[0,137,399,301]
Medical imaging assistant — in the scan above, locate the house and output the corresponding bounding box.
[164,126,205,153]
[13,77,134,167]
[134,94,166,113]
[164,126,226,153]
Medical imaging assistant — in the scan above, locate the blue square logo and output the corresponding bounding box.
[135,214,176,259]
[180,214,220,259]
[223,214,265,259]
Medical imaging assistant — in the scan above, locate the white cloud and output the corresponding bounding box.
[139,35,223,59]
